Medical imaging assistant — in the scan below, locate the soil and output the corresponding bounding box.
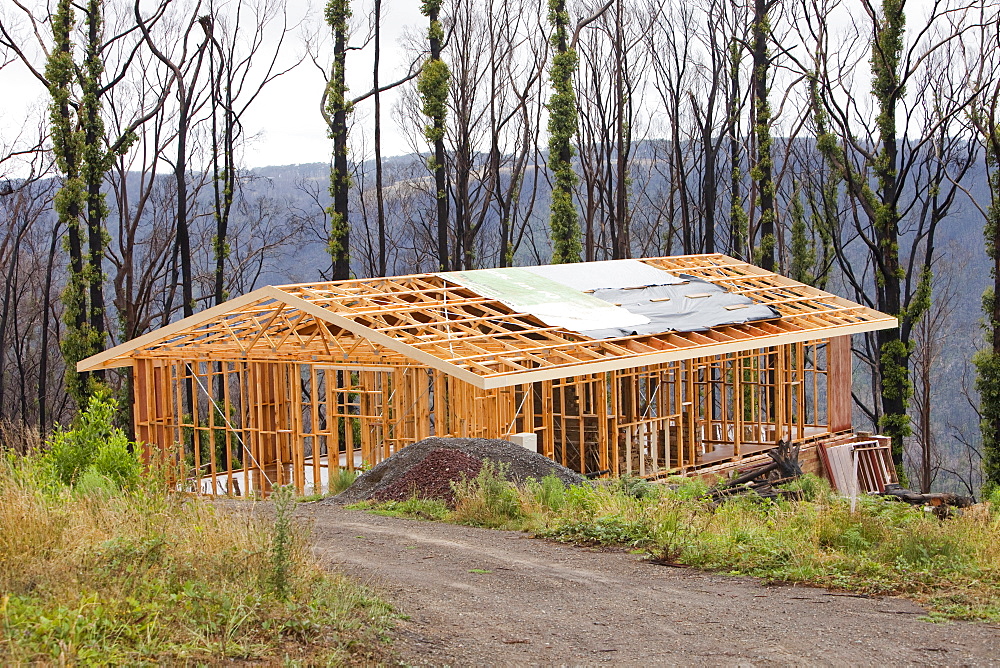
[301,505,1000,667]
[327,437,586,506]
[371,449,482,506]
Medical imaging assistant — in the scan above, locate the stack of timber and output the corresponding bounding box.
[817,433,975,514]
[707,440,804,502]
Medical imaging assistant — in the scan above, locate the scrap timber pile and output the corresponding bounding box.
[707,440,804,502]
[707,439,976,515]
[328,437,585,506]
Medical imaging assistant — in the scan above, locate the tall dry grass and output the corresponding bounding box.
[0,454,393,664]
[0,419,42,456]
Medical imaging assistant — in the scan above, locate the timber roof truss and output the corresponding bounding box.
[80,254,897,389]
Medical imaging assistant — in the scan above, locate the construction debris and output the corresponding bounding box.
[878,484,976,517]
[819,435,898,495]
[707,440,803,502]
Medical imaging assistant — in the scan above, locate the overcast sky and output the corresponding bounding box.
[0,0,426,169]
[1,0,957,173]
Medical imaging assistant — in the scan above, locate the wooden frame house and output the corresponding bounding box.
[79,254,896,497]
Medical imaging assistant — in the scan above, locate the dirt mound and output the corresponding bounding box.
[327,436,586,505]
[371,449,482,506]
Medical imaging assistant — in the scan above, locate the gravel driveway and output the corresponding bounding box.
[301,505,1000,666]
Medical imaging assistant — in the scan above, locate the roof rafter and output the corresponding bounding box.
[78,254,897,388]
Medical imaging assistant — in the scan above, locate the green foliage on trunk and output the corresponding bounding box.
[46,0,98,406]
[728,39,748,260]
[975,344,1000,493]
[325,0,353,278]
[546,0,581,264]
[418,0,451,271]
[417,58,450,145]
[750,2,775,271]
[788,184,815,286]
[976,123,1000,494]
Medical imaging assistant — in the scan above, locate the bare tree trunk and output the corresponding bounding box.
[373,0,387,276]
[38,221,61,436]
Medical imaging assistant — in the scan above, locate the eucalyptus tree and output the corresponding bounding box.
[546,0,580,263]
[418,0,451,271]
[810,0,986,470]
[749,0,777,271]
[324,0,352,280]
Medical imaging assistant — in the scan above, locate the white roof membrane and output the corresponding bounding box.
[438,263,779,340]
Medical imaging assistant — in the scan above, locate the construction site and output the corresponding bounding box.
[78,253,899,497]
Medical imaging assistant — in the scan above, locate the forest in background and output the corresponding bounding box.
[1,0,999,495]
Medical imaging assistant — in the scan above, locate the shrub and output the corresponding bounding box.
[665,475,709,500]
[616,475,659,499]
[532,474,568,512]
[781,473,833,503]
[330,467,360,495]
[41,389,142,492]
[451,460,524,528]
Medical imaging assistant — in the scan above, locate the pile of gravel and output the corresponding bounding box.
[371,448,482,506]
[326,436,586,505]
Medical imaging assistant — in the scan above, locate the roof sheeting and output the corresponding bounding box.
[439,267,652,334]
[583,278,779,338]
[518,258,687,290]
[441,262,778,339]
[78,254,898,388]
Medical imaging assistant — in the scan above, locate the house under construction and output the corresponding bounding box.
[79,254,897,497]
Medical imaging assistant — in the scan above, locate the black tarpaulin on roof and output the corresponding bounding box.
[579,274,779,339]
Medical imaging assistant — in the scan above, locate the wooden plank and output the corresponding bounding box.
[827,335,853,432]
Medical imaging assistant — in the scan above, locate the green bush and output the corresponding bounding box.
[41,389,143,492]
[451,460,524,528]
[615,475,659,499]
[330,467,360,495]
[665,475,709,500]
[781,473,833,503]
[536,474,568,511]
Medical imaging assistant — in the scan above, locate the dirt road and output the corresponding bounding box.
[301,505,999,666]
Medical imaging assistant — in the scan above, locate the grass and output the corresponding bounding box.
[347,496,450,521]
[297,468,361,503]
[359,467,1000,622]
[0,417,394,664]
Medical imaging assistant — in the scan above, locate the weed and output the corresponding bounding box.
[270,485,296,600]
[349,496,451,521]
[451,460,524,528]
[781,473,833,503]
[524,474,568,512]
[330,467,360,494]
[616,475,659,499]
